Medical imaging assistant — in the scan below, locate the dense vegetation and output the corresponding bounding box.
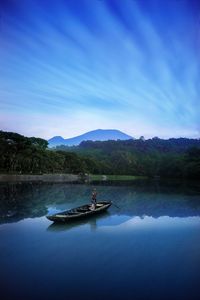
[57,138,200,179]
[0,131,200,178]
[0,131,90,174]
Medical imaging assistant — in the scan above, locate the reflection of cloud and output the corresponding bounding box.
[101,216,200,233]
[0,0,199,138]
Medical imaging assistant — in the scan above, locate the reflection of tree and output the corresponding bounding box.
[0,180,200,224]
[100,180,200,218]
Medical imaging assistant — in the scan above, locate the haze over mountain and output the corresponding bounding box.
[48,129,133,147]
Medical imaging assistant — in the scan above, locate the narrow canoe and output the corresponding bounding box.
[46,201,112,223]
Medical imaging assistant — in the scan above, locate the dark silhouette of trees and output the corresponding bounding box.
[1,130,200,178]
[0,131,91,174]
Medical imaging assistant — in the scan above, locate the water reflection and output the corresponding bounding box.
[47,212,110,232]
[47,213,200,233]
[0,180,200,225]
[1,181,200,300]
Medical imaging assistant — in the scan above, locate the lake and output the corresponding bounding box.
[0,180,200,300]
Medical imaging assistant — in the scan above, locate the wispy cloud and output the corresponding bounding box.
[0,0,199,138]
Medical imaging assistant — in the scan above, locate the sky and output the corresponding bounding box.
[0,0,200,139]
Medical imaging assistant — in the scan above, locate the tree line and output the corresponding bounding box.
[0,131,200,178]
[57,137,200,179]
[0,131,89,174]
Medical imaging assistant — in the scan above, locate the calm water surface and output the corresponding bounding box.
[0,180,200,300]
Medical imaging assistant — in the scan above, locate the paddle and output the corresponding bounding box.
[111,202,120,209]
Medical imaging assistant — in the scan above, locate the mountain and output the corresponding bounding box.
[48,136,66,147]
[48,129,133,147]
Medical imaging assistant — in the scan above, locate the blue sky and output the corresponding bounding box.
[0,0,200,139]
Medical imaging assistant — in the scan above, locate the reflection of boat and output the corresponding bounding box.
[46,201,112,223]
[47,211,111,232]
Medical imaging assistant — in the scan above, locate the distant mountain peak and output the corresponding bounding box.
[48,129,133,147]
[50,135,63,139]
[48,136,65,146]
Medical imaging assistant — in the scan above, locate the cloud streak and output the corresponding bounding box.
[0,0,199,138]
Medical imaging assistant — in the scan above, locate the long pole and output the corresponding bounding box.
[111,202,120,209]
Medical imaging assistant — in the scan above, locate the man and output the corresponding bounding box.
[91,188,97,210]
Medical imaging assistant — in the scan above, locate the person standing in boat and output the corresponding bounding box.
[91,188,97,210]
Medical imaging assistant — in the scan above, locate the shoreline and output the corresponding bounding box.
[1,174,195,183]
[0,174,80,182]
[0,174,146,182]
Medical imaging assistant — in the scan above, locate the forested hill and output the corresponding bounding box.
[0,131,89,174]
[75,137,200,154]
[0,130,200,178]
[57,137,200,178]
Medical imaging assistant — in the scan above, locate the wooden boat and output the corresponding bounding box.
[46,201,112,223]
